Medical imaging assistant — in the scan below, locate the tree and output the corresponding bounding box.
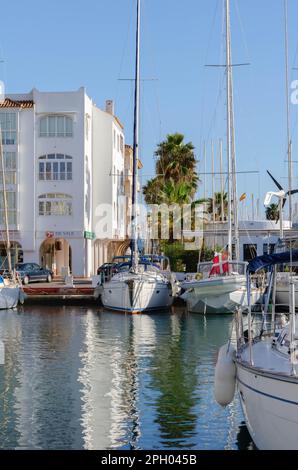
[143,133,198,205]
[207,192,228,221]
[265,203,279,221]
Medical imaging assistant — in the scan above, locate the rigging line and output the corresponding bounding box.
[234,0,252,65]
[203,3,229,152]
[115,0,134,104]
[198,0,221,157]
[205,71,226,143]
[142,0,162,142]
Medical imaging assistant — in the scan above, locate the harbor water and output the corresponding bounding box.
[0,305,254,450]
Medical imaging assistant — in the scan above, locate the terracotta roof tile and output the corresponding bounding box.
[0,98,34,109]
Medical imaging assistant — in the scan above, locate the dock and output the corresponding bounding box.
[22,278,99,304]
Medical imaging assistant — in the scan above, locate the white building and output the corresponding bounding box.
[203,220,292,261]
[0,88,127,276]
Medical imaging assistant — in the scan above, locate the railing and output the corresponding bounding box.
[185,260,248,281]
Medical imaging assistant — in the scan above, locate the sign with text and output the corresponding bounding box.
[84,231,96,240]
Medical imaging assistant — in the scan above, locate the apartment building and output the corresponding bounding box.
[0,88,127,276]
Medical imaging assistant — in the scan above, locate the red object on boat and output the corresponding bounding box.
[209,251,229,277]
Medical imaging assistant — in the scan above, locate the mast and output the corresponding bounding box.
[284,0,292,225]
[226,0,233,259]
[226,0,239,260]
[219,139,224,222]
[203,141,207,200]
[211,140,216,249]
[131,0,141,270]
[0,128,12,274]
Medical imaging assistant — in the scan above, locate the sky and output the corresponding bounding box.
[1,0,298,219]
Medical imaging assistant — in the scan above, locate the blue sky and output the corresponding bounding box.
[2,0,298,219]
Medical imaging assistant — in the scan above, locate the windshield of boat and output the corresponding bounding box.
[196,261,247,279]
[116,261,160,273]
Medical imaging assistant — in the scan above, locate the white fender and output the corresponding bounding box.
[214,342,236,407]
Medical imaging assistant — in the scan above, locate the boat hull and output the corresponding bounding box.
[101,274,173,313]
[237,361,298,450]
[181,276,262,314]
[0,286,20,309]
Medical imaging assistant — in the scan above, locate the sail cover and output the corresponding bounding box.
[247,250,298,273]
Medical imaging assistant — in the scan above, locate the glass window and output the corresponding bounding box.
[57,116,64,137]
[38,193,73,216]
[243,244,257,262]
[65,117,73,136]
[60,162,65,180]
[38,154,73,181]
[48,116,56,137]
[40,118,47,137]
[46,162,52,180]
[263,243,275,255]
[66,162,72,180]
[53,162,59,180]
[45,201,51,215]
[39,201,44,215]
[39,116,73,137]
[0,152,17,185]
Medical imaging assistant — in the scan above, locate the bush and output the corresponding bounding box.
[161,242,223,272]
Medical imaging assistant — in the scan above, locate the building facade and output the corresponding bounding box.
[203,220,292,262]
[0,88,128,276]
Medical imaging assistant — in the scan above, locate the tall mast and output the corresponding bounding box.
[226,0,239,260]
[226,0,233,258]
[219,139,224,222]
[0,128,12,274]
[284,0,292,225]
[203,141,207,200]
[131,0,141,269]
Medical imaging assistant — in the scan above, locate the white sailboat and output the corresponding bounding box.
[214,250,298,450]
[0,125,22,309]
[101,0,173,314]
[181,0,262,314]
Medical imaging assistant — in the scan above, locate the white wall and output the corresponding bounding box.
[3,89,126,276]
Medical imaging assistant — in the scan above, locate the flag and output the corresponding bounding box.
[209,250,229,277]
[239,193,246,202]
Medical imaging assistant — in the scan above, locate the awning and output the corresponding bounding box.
[247,250,298,273]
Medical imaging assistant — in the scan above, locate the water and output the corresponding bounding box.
[0,304,254,450]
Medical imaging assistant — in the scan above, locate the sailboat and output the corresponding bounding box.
[214,251,298,450]
[180,0,263,314]
[213,0,298,450]
[0,125,22,309]
[101,0,173,314]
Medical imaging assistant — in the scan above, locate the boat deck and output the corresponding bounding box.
[240,338,293,375]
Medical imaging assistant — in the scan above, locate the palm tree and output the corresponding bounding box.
[265,203,280,221]
[159,179,195,205]
[155,133,198,190]
[207,192,228,221]
[143,133,198,205]
[142,178,163,205]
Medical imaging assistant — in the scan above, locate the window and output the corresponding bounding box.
[39,115,73,137]
[263,243,275,255]
[0,190,17,224]
[38,193,72,216]
[120,135,124,154]
[243,244,257,262]
[0,152,17,184]
[38,154,72,181]
[0,112,17,145]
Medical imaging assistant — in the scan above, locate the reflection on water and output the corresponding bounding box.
[0,305,253,450]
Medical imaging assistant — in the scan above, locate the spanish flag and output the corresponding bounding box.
[239,193,246,202]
